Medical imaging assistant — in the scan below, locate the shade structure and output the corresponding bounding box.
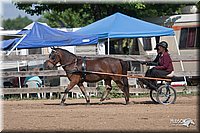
[0,22,98,50]
[76,12,174,39]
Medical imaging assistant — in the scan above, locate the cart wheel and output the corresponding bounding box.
[150,89,159,103]
[156,85,176,105]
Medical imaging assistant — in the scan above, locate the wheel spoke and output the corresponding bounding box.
[159,92,167,97]
[156,85,177,105]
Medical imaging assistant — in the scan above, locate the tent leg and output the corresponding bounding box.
[16,48,22,88]
[6,34,27,56]
[174,36,187,85]
[107,38,110,55]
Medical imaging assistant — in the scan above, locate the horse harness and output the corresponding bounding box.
[81,56,87,80]
[60,56,87,81]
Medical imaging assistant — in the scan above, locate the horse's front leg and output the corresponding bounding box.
[61,81,77,106]
[77,83,90,105]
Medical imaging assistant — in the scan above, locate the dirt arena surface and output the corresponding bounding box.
[2,95,199,132]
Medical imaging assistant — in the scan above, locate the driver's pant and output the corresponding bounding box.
[141,68,171,90]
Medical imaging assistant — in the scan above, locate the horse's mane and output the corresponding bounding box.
[54,48,76,57]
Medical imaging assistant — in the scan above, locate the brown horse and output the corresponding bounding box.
[44,48,130,105]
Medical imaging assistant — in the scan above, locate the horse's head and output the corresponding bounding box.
[44,48,61,69]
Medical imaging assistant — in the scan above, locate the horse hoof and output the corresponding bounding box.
[86,102,90,106]
[98,101,103,105]
[122,101,129,105]
[125,101,130,105]
[60,102,65,106]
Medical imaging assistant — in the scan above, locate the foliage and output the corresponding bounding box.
[110,84,123,98]
[36,16,48,23]
[196,1,200,11]
[43,8,94,28]
[13,3,190,28]
[96,85,104,98]
[2,15,33,30]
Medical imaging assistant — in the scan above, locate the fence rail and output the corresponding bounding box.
[2,86,64,94]
[1,69,199,77]
[1,54,199,62]
[1,86,198,99]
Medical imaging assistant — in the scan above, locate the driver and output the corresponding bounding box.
[139,41,174,90]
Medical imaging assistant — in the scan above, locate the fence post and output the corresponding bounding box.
[43,92,46,99]
[27,93,29,99]
[20,93,22,99]
[50,92,53,99]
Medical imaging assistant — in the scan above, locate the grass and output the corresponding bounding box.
[176,91,199,97]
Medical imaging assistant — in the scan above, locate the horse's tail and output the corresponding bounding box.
[120,60,130,103]
[120,60,129,88]
[120,60,130,75]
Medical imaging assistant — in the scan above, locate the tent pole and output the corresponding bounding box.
[107,38,110,55]
[174,36,187,85]
[16,48,21,88]
[6,34,27,56]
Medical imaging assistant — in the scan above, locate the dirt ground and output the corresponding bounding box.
[2,95,199,132]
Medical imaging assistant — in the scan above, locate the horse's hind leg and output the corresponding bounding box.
[123,77,129,104]
[114,78,129,104]
[77,82,90,105]
[100,79,112,103]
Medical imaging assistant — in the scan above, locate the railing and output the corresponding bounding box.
[1,53,199,62]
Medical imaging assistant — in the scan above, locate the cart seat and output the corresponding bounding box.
[166,71,185,82]
[166,71,174,78]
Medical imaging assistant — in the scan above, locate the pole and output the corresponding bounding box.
[6,34,27,56]
[16,48,21,88]
[85,71,172,82]
[107,38,110,55]
[174,36,187,85]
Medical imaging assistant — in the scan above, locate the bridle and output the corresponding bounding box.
[47,49,87,79]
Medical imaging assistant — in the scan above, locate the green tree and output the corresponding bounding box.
[36,16,48,24]
[2,15,33,30]
[196,1,200,11]
[14,3,197,28]
[43,8,94,28]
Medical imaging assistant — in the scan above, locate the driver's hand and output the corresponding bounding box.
[140,61,147,65]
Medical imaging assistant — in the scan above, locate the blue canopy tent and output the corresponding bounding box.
[1,38,20,50]
[76,12,177,55]
[76,12,174,39]
[1,22,98,54]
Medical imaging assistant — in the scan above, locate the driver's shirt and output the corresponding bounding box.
[155,51,174,73]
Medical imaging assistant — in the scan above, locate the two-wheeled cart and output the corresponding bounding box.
[85,71,177,105]
[137,76,177,105]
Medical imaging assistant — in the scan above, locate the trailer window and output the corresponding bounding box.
[196,27,200,48]
[28,48,42,54]
[105,38,139,55]
[142,38,152,51]
[179,27,200,49]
